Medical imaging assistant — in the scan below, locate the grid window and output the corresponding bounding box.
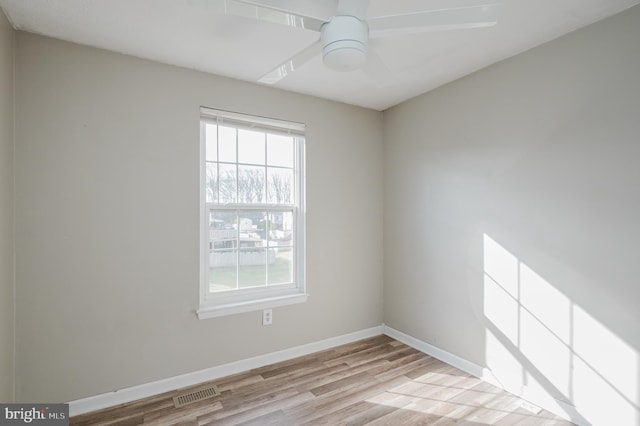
[198,108,306,318]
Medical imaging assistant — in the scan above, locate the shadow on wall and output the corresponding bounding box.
[482,233,639,425]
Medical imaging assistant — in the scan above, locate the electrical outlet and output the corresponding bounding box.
[262,309,273,326]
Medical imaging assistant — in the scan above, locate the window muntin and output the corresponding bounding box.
[199,108,305,318]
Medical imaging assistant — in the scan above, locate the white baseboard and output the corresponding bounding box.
[382,325,587,426]
[68,325,384,416]
[382,325,487,380]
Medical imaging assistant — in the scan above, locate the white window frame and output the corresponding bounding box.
[197,107,307,319]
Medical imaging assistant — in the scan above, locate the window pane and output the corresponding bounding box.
[205,124,218,162]
[210,250,238,292]
[269,247,292,285]
[238,129,265,165]
[238,210,266,241]
[267,168,294,204]
[239,248,267,288]
[210,210,237,249]
[267,134,294,167]
[210,211,239,291]
[205,163,218,204]
[219,164,237,204]
[267,211,293,245]
[267,211,293,285]
[238,165,266,203]
[218,126,236,163]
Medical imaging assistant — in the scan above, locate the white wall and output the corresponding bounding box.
[384,5,640,425]
[14,32,383,403]
[0,7,14,403]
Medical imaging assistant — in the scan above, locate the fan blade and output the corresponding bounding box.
[224,0,327,31]
[337,0,370,20]
[258,41,322,84]
[369,3,500,38]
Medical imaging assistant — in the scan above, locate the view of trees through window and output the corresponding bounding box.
[205,125,294,205]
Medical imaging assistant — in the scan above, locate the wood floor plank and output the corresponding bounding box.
[287,376,411,425]
[70,336,574,425]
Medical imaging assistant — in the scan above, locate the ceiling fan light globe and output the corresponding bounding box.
[321,15,369,72]
[323,42,367,71]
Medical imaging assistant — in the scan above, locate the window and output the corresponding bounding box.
[197,107,306,319]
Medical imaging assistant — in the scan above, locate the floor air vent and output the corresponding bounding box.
[173,385,220,408]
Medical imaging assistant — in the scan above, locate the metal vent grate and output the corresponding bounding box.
[173,385,220,408]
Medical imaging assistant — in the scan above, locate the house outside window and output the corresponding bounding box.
[198,107,306,319]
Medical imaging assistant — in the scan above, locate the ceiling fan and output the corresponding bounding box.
[222,0,501,84]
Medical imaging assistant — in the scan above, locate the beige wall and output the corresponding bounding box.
[0,7,14,403]
[14,32,383,402]
[384,5,640,425]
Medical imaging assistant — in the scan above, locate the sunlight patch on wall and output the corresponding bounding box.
[572,304,638,425]
[519,262,572,400]
[482,234,639,425]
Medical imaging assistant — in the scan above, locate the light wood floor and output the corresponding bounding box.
[70,335,574,425]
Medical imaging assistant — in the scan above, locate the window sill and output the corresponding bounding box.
[197,293,309,319]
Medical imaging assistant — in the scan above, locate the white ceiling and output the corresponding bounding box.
[1,0,638,110]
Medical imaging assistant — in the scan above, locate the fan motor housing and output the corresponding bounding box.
[320,15,369,72]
